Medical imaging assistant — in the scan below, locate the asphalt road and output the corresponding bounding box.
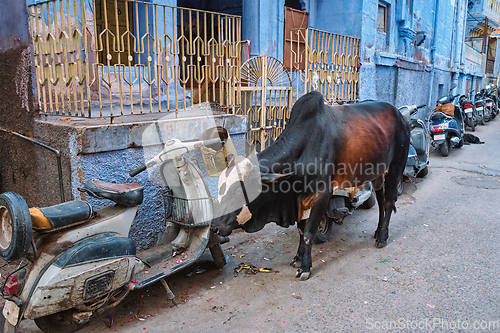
[15,117,500,333]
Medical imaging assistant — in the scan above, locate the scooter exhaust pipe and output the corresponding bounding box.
[450,137,460,145]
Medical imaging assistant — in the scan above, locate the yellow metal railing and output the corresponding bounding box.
[287,27,360,104]
[28,0,242,118]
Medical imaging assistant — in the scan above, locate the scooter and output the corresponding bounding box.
[474,91,487,125]
[314,182,376,243]
[398,103,430,181]
[429,94,464,157]
[458,95,476,131]
[0,135,230,333]
[482,87,497,120]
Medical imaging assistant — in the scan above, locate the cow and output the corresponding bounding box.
[212,91,410,280]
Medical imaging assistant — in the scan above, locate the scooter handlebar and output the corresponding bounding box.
[129,138,223,177]
[202,137,224,149]
[129,164,147,177]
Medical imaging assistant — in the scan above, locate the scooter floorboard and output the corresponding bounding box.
[133,231,210,288]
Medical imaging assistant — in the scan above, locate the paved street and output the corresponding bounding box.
[14,118,500,333]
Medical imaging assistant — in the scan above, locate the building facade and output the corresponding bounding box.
[2,0,498,249]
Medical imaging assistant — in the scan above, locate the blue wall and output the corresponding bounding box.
[242,0,285,59]
[308,0,363,37]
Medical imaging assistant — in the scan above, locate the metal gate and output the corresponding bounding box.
[236,57,293,153]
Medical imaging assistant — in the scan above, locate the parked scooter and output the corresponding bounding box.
[398,103,430,183]
[429,93,465,157]
[474,91,487,125]
[315,182,376,243]
[0,135,230,332]
[458,95,476,131]
[482,87,497,120]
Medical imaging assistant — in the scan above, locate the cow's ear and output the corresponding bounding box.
[261,172,293,183]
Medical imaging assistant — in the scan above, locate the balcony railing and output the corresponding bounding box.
[28,0,242,119]
[286,27,360,104]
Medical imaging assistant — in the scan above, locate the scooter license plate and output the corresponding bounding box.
[477,106,483,111]
[2,300,19,326]
[434,134,446,141]
[465,108,473,113]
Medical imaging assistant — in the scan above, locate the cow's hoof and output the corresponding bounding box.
[375,240,387,248]
[290,259,301,268]
[295,269,311,280]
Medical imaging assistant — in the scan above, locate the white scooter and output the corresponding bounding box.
[0,135,229,333]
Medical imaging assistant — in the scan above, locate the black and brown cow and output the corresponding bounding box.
[212,91,410,280]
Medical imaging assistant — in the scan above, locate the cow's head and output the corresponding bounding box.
[212,155,291,236]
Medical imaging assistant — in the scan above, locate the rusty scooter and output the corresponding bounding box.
[0,133,231,333]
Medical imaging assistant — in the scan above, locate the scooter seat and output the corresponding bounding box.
[431,113,446,120]
[79,179,143,207]
[30,201,92,231]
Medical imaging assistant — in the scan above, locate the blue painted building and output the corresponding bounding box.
[288,0,486,114]
[12,0,499,249]
[175,0,495,116]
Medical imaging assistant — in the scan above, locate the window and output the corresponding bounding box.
[378,5,387,33]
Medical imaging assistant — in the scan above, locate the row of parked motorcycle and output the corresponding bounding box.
[429,84,498,157]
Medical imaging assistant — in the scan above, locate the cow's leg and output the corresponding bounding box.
[291,219,307,268]
[296,193,330,281]
[373,187,385,240]
[374,164,402,248]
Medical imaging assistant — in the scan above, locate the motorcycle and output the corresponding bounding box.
[429,93,464,157]
[458,95,476,131]
[398,103,430,186]
[314,182,376,243]
[0,134,231,333]
[474,91,487,125]
[482,87,498,120]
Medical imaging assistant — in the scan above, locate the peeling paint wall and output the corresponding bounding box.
[32,113,246,250]
[0,0,40,205]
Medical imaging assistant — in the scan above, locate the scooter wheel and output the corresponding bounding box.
[360,191,377,209]
[209,243,227,269]
[397,178,404,196]
[314,214,333,244]
[440,140,449,157]
[0,192,32,261]
[417,166,429,178]
[469,120,475,132]
[34,310,86,333]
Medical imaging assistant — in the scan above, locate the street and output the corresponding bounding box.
[14,119,500,333]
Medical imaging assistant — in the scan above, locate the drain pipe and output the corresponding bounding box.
[0,127,65,203]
